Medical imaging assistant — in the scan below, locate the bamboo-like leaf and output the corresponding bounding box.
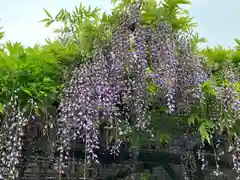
[45,20,54,27]
[0,31,4,40]
[55,10,63,20]
[43,8,53,20]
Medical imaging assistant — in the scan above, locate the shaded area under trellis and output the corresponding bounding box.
[4,105,234,180]
[0,101,236,180]
[13,136,236,180]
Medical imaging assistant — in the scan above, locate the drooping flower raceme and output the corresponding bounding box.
[0,94,28,180]
[56,3,211,173]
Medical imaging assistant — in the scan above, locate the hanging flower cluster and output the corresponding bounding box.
[56,3,211,174]
[56,3,150,169]
[229,136,240,180]
[0,93,29,180]
[192,63,240,178]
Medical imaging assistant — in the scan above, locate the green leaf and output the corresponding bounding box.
[39,18,51,22]
[178,0,191,5]
[55,10,63,20]
[148,82,158,95]
[188,116,195,125]
[43,8,53,20]
[0,31,4,40]
[111,0,119,4]
[159,133,169,144]
[34,106,40,116]
[234,38,240,46]
[43,77,53,83]
[0,103,3,113]
[45,20,54,27]
[22,88,32,97]
[199,121,211,144]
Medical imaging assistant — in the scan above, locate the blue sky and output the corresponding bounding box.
[0,0,239,48]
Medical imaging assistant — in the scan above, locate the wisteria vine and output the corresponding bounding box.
[1,1,240,180]
[55,1,211,176]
